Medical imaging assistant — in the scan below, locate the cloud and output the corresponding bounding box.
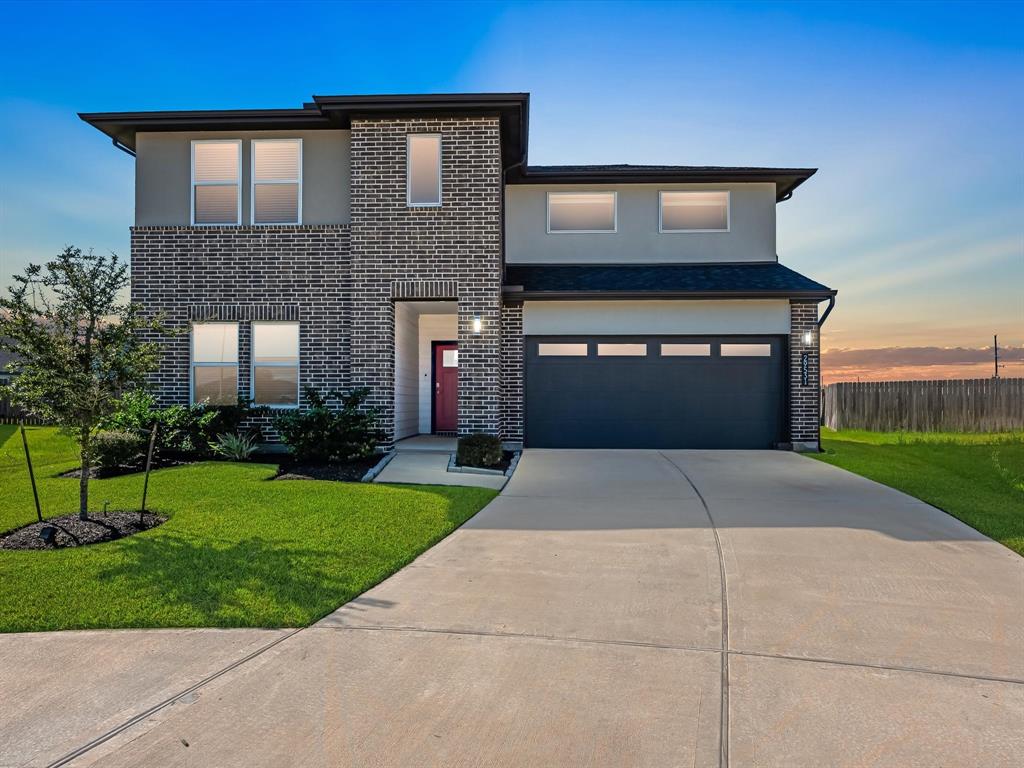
[823,345,1023,366]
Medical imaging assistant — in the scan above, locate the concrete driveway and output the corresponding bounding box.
[2,450,1022,767]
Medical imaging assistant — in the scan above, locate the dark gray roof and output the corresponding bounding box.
[504,262,834,299]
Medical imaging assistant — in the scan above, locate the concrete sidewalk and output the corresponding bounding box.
[2,449,1021,767]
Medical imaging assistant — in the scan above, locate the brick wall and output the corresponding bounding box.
[130,225,351,417]
[500,301,524,443]
[348,117,503,445]
[789,300,821,449]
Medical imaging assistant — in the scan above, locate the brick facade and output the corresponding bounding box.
[348,117,504,445]
[500,301,524,443]
[788,300,821,449]
[131,225,351,413]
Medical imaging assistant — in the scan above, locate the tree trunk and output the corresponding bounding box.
[79,429,90,520]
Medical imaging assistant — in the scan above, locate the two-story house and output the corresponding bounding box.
[80,92,835,451]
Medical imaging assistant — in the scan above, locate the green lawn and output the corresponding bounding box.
[812,428,1024,556]
[0,425,497,633]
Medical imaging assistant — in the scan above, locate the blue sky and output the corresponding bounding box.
[1,0,1021,362]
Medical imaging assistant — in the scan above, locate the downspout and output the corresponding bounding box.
[817,294,836,328]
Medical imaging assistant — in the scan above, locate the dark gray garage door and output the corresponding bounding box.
[525,335,786,449]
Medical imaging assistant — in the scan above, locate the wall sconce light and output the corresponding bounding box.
[802,329,814,347]
[472,316,482,334]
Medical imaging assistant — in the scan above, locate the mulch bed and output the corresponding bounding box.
[456,450,516,473]
[273,455,382,482]
[59,458,192,479]
[0,512,168,551]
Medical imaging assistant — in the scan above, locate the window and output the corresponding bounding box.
[547,192,617,233]
[660,343,712,357]
[252,139,301,224]
[442,349,459,367]
[660,191,729,232]
[537,343,588,356]
[191,140,241,225]
[191,323,238,404]
[407,134,442,206]
[252,322,300,407]
[720,343,771,357]
[597,343,647,356]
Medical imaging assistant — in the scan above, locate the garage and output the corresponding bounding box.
[524,335,786,449]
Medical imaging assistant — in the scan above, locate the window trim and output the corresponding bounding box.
[190,140,242,226]
[658,190,730,234]
[190,322,240,405]
[546,191,618,234]
[250,320,301,409]
[250,138,303,226]
[406,133,442,208]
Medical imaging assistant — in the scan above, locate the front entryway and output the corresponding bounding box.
[432,342,458,433]
[524,334,785,449]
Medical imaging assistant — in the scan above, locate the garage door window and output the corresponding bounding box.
[660,343,712,356]
[597,343,647,356]
[721,343,771,357]
[538,343,588,356]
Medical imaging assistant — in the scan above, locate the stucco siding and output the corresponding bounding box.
[135,130,350,226]
[522,299,791,336]
[505,183,776,264]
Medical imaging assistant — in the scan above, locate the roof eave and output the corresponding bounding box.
[502,288,837,301]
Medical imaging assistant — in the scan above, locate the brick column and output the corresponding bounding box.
[500,301,524,444]
[789,300,821,450]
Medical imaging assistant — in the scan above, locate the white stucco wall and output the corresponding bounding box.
[522,300,791,336]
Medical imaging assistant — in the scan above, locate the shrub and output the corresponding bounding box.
[93,430,147,476]
[210,432,258,462]
[457,433,503,468]
[104,390,264,461]
[274,387,381,464]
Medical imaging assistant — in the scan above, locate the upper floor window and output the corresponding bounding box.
[407,134,442,206]
[660,191,730,233]
[547,192,617,233]
[191,322,238,404]
[252,322,300,407]
[252,139,302,225]
[191,140,241,225]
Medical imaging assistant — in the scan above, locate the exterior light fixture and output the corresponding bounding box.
[802,329,814,347]
[472,316,482,334]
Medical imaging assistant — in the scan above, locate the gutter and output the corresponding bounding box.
[502,288,838,301]
[112,138,135,158]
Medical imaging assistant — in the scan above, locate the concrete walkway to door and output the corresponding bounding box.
[5,450,1022,767]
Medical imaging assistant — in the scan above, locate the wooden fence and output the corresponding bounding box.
[822,378,1024,432]
[0,395,46,426]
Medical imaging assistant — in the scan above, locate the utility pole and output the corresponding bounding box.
[993,334,1000,379]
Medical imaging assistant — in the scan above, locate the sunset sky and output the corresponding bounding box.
[1,1,1021,382]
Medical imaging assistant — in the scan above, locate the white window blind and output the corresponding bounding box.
[192,141,240,225]
[252,322,299,406]
[252,139,301,224]
[191,323,239,404]
[547,192,616,232]
[407,134,442,206]
[660,191,729,232]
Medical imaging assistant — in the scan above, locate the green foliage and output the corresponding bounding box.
[273,387,381,464]
[457,433,504,468]
[0,247,171,515]
[0,425,498,632]
[92,430,147,476]
[104,390,263,460]
[210,432,258,462]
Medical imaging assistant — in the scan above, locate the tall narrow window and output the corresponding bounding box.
[252,322,300,407]
[660,191,730,232]
[252,139,302,224]
[547,192,617,233]
[407,134,442,206]
[191,140,241,225]
[192,323,238,404]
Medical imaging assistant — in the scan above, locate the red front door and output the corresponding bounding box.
[433,342,458,432]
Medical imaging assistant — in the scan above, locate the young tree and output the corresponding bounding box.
[0,247,169,518]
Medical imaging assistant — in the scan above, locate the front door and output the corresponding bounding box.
[432,342,458,433]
